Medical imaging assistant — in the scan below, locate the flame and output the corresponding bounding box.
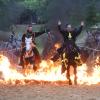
[0,55,100,85]
[54,43,61,49]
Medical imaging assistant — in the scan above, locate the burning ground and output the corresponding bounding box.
[0,55,100,85]
[0,55,100,100]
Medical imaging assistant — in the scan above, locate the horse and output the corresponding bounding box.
[63,40,82,85]
[21,38,40,73]
[52,40,82,85]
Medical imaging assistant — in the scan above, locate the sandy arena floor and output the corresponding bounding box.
[0,82,100,100]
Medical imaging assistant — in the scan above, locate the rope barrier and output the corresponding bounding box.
[77,43,100,52]
[0,48,20,53]
[79,46,100,52]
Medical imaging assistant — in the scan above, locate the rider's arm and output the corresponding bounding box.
[74,26,83,36]
[58,20,65,34]
[58,25,68,41]
[57,21,66,37]
[35,30,45,37]
[73,21,84,37]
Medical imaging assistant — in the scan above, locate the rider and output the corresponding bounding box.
[19,25,45,67]
[51,20,84,82]
[57,21,84,85]
[57,20,84,54]
[52,21,84,62]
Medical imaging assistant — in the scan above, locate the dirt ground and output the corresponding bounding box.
[0,82,100,100]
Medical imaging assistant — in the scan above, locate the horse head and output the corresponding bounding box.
[25,37,35,58]
[25,37,33,51]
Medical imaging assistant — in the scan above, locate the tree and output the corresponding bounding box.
[0,0,25,30]
[86,0,98,26]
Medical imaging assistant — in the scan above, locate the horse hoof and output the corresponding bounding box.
[69,80,72,85]
[74,80,77,85]
[69,82,72,85]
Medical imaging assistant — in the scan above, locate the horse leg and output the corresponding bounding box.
[32,59,37,71]
[33,47,41,63]
[61,62,66,74]
[19,47,26,69]
[66,65,72,85]
[73,64,77,85]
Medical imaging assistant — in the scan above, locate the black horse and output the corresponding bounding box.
[52,40,82,85]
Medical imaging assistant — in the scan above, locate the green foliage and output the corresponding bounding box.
[0,0,100,30]
[22,0,49,22]
[86,0,99,26]
[0,0,25,30]
[22,0,46,10]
